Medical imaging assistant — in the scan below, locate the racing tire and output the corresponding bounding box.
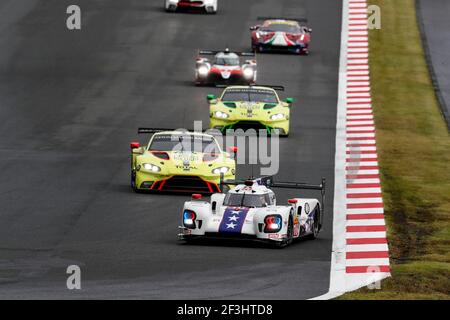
[274,215,294,248]
[165,3,177,12]
[131,171,138,193]
[206,7,217,14]
[308,207,321,240]
[301,46,310,56]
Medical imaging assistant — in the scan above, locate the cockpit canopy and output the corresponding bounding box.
[149,132,221,154]
[223,189,276,208]
[214,52,240,66]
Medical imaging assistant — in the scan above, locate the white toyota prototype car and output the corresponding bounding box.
[195,49,257,86]
[178,176,325,247]
[165,0,218,14]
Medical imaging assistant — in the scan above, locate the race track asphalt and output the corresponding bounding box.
[417,0,450,128]
[0,0,341,299]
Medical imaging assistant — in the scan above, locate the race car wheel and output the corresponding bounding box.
[302,46,310,55]
[308,207,321,239]
[205,6,217,14]
[165,3,177,12]
[275,215,294,248]
[131,171,138,192]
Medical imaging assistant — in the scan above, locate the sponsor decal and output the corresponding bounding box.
[220,71,231,79]
[304,202,310,214]
[293,217,300,237]
[225,88,274,95]
[272,32,288,46]
[218,207,249,234]
[173,152,199,162]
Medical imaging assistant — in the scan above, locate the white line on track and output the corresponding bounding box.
[312,0,391,300]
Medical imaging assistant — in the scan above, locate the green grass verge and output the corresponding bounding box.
[339,0,450,299]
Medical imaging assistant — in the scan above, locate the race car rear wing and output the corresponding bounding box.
[214,84,285,91]
[138,128,185,134]
[137,127,224,137]
[220,175,326,213]
[198,50,255,57]
[257,16,308,23]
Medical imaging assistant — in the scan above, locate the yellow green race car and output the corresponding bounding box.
[130,128,237,193]
[208,85,293,136]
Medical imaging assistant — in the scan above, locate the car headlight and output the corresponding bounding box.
[264,215,283,233]
[243,68,254,78]
[198,66,209,76]
[143,163,161,172]
[258,31,268,37]
[212,166,230,175]
[214,111,229,119]
[183,210,197,229]
[270,113,285,121]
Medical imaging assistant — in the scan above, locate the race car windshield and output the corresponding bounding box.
[214,55,240,66]
[261,23,301,33]
[222,89,278,103]
[149,134,220,153]
[224,193,268,208]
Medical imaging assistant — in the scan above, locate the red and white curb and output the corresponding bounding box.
[313,0,391,300]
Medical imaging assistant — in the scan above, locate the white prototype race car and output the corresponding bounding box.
[178,176,326,247]
[165,0,218,14]
[195,49,257,86]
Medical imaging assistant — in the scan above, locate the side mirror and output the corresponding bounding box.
[285,97,294,104]
[130,142,140,149]
[227,146,238,154]
[308,28,312,33]
[250,25,260,31]
[207,94,216,101]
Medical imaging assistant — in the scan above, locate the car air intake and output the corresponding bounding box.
[263,103,277,109]
[223,102,237,108]
[160,176,220,193]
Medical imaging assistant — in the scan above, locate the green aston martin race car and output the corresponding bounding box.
[130,128,237,193]
[208,85,293,136]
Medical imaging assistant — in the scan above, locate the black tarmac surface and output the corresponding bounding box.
[0,0,341,299]
[417,0,450,128]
